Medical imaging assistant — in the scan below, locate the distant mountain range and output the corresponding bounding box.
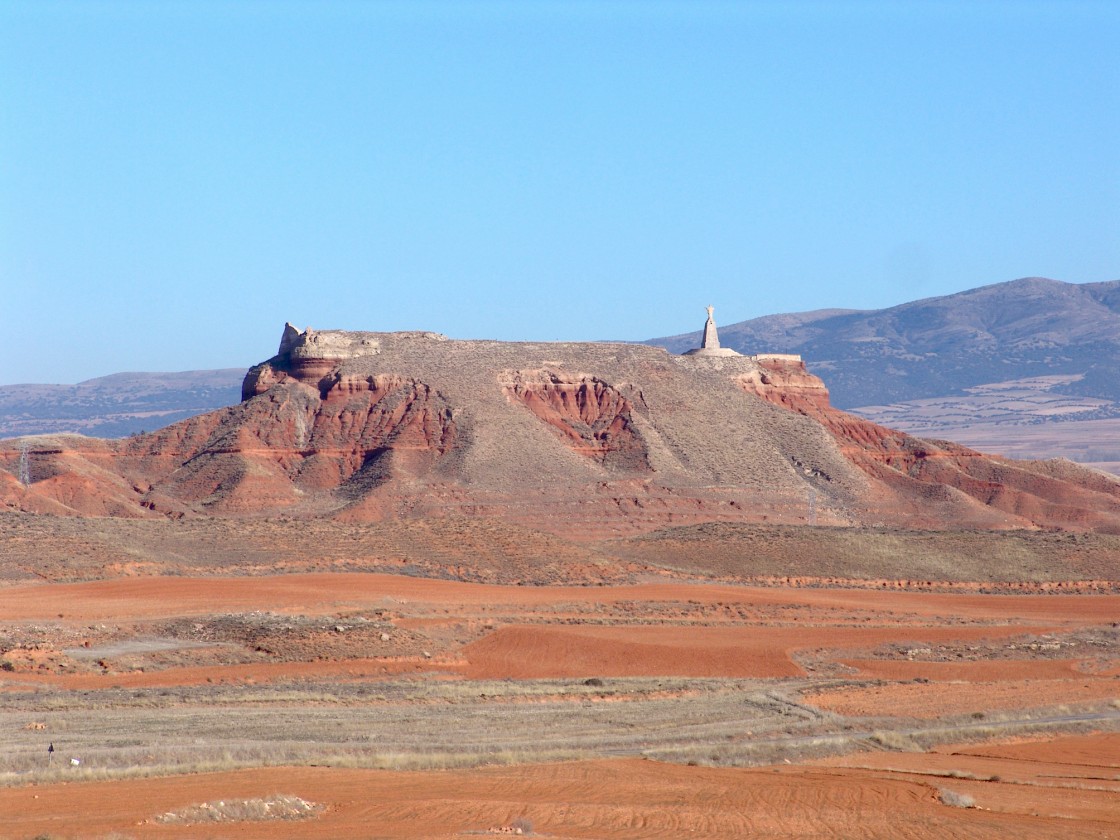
[650,277,1120,409]
[0,370,244,438]
[4,277,1119,472]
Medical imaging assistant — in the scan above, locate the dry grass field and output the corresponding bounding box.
[0,514,1118,838]
[4,512,1120,587]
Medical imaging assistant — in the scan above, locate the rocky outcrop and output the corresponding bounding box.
[500,370,650,471]
[739,355,1120,532]
[738,356,831,414]
[5,325,1120,536]
[242,324,443,400]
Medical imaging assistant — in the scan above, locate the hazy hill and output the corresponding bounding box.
[649,277,1120,409]
[0,370,244,438]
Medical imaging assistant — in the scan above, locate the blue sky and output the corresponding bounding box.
[2,0,1117,384]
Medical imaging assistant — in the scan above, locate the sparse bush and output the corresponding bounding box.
[939,788,975,808]
[511,816,534,834]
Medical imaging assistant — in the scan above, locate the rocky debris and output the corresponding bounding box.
[870,627,1120,664]
[153,612,434,662]
[154,794,323,824]
[0,621,100,672]
[0,646,67,673]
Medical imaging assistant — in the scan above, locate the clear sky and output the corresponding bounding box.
[2,0,1117,384]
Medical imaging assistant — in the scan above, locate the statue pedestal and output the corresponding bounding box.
[683,305,741,357]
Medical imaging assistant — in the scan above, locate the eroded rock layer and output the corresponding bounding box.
[4,327,1120,536]
[739,356,1120,531]
[500,370,650,471]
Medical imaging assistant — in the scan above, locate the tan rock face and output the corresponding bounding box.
[5,327,1120,535]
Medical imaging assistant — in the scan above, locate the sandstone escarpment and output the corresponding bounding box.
[5,324,1120,536]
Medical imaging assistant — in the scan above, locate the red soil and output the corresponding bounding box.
[841,657,1094,681]
[1,573,1117,837]
[0,657,460,691]
[460,624,1052,679]
[3,572,1117,623]
[3,753,1115,839]
[3,574,1115,706]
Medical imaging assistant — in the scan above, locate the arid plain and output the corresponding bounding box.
[2,329,1119,838]
[0,516,1117,839]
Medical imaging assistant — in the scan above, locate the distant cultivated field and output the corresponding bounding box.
[852,375,1120,475]
[910,417,1120,476]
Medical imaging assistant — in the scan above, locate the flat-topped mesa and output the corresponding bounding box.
[683,306,742,358]
[12,315,1120,534]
